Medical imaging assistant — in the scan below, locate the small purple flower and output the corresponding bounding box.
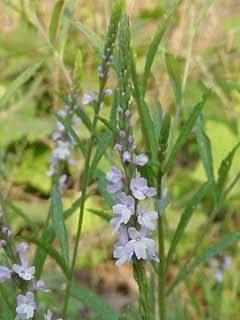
[111,204,134,231]
[106,167,124,193]
[114,143,123,152]
[13,264,35,281]
[134,154,149,167]
[82,92,97,105]
[16,292,37,320]
[33,280,49,292]
[137,206,158,231]
[130,176,156,200]
[122,151,131,163]
[44,310,53,320]
[0,266,12,282]
[126,227,159,262]
[215,270,223,283]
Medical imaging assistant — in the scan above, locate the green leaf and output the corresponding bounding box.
[73,21,104,54]
[90,130,113,174]
[165,53,184,106]
[166,182,210,270]
[0,61,43,110]
[22,235,70,279]
[131,51,158,163]
[71,283,118,320]
[49,0,65,44]
[50,183,69,264]
[167,232,240,295]
[217,142,240,194]
[143,0,182,94]
[59,0,77,55]
[163,94,208,174]
[87,208,111,222]
[34,195,82,278]
[195,116,218,205]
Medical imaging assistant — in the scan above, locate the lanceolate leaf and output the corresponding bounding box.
[163,94,208,174]
[0,61,43,110]
[143,0,182,94]
[165,53,184,107]
[195,117,218,205]
[217,142,240,194]
[71,283,118,320]
[49,0,65,44]
[59,0,77,55]
[34,195,82,278]
[131,51,158,163]
[166,182,210,270]
[167,232,240,295]
[50,183,69,264]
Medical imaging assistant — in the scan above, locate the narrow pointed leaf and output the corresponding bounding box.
[49,0,65,44]
[143,0,182,94]
[131,51,158,162]
[195,117,218,204]
[166,182,210,270]
[0,61,43,110]
[50,184,69,264]
[217,142,240,194]
[163,94,208,174]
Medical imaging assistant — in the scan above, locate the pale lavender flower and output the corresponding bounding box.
[59,174,67,189]
[16,242,29,265]
[137,206,158,231]
[130,176,156,200]
[106,167,124,193]
[114,143,123,152]
[0,239,6,248]
[122,151,131,163]
[111,204,134,231]
[56,121,65,132]
[13,264,35,281]
[215,270,223,283]
[223,256,232,270]
[126,227,159,262]
[82,92,96,105]
[33,280,49,292]
[16,292,37,320]
[134,154,149,167]
[0,266,12,282]
[2,226,12,238]
[116,192,135,209]
[53,141,71,161]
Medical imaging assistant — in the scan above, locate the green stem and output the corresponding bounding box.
[157,171,166,320]
[62,83,106,317]
[133,260,151,320]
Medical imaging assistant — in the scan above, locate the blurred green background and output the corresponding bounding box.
[0,0,239,319]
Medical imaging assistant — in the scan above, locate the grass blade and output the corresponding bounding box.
[195,116,218,205]
[143,0,182,95]
[50,183,69,264]
[49,0,65,44]
[163,94,208,174]
[167,232,240,295]
[59,0,77,55]
[165,53,184,107]
[217,142,240,194]
[0,61,43,110]
[166,182,210,270]
[71,283,118,320]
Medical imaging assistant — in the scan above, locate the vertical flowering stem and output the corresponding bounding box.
[62,2,123,317]
[157,170,166,320]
